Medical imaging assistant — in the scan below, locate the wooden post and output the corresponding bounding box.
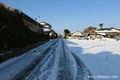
[106,55,108,61]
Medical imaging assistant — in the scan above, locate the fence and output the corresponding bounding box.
[0,40,48,63]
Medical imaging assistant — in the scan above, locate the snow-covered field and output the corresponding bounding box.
[64,39,120,80]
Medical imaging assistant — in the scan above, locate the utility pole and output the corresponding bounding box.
[34,18,37,28]
[37,16,40,32]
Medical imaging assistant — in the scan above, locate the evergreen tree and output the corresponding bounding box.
[64,29,70,39]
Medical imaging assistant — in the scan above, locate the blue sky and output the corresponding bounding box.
[1,0,120,34]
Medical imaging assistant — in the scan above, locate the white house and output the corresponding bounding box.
[40,22,57,39]
[67,31,83,39]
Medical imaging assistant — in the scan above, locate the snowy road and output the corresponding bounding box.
[0,39,93,80]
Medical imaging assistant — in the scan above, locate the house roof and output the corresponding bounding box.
[40,22,52,29]
[97,27,120,31]
[84,26,97,30]
[71,31,83,36]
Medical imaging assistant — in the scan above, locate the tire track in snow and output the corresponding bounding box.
[71,52,94,80]
[25,41,58,80]
[57,39,73,80]
[12,39,59,80]
[62,39,94,80]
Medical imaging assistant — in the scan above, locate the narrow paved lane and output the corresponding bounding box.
[16,39,93,80]
[0,39,93,80]
[57,39,72,80]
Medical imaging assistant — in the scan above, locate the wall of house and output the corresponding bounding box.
[72,32,83,39]
[23,18,43,33]
[71,34,79,39]
[66,32,83,39]
[23,18,34,27]
[66,34,71,39]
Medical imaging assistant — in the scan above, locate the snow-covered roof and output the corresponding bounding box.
[43,28,51,32]
[97,33,106,35]
[40,22,46,25]
[72,31,83,36]
[40,22,52,29]
[95,30,120,33]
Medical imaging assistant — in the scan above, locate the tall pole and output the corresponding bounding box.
[37,16,40,32]
[34,18,37,29]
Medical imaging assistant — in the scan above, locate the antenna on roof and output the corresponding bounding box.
[93,23,95,27]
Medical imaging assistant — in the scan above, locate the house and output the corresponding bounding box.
[95,27,120,39]
[67,31,83,39]
[83,26,97,36]
[40,22,57,39]
[49,30,58,39]
[23,14,43,33]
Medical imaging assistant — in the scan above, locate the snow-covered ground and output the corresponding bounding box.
[0,39,93,80]
[1,39,119,80]
[0,39,57,80]
[64,39,120,80]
